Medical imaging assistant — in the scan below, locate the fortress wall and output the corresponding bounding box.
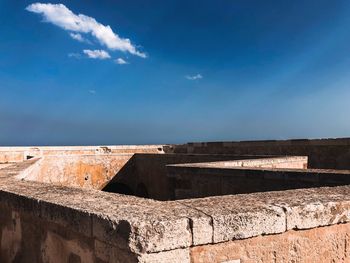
[175,156,308,169]
[190,223,350,263]
[3,161,350,262]
[0,151,24,163]
[173,138,350,169]
[167,162,350,199]
[110,154,274,200]
[17,153,304,200]
[0,145,164,163]
[0,145,165,191]
[0,203,101,263]
[17,154,135,190]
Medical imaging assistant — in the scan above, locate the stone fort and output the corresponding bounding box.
[2,138,350,262]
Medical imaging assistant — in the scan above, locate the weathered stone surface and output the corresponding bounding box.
[168,160,350,199]
[173,138,350,169]
[0,201,98,263]
[91,196,204,253]
[0,145,165,160]
[187,213,213,245]
[0,162,209,253]
[16,154,134,190]
[4,144,350,262]
[169,156,308,169]
[0,164,12,170]
[94,240,138,263]
[190,223,350,263]
[0,150,24,163]
[178,195,286,243]
[137,248,190,263]
[259,186,350,230]
[41,231,94,263]
[131,153,258,201]
[0,207,22,263]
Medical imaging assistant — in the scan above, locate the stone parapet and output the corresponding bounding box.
[2,160,350,262]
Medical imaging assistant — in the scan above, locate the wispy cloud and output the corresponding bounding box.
[69,32,89,43]
[68,52,81,59]
[185,74,203,80]
[26,3,147,58]
[83,49,110,59]
[115,58,128,65]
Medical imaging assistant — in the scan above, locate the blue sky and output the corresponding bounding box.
[1,1,350,145]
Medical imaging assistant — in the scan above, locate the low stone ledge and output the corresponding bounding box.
[178,195,286,243]
[168,156,308,169]
[3,159,350,258]
[0,178,93,237]
[177,186,350,243]
[256,187,350,230]
[92,205,192,253]
[167,162,350,199]
[91,196,214,252]
[137,248,190,263]
[0,162,209,253]
[190,223,350,263]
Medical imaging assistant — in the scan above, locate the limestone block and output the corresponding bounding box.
[92,212,191,254]
[179,195,286,243]
[40,201,92,237]
[190,223,350,263]
[256,186,350,230]
[138,248,190,263]
[94,240,138,263]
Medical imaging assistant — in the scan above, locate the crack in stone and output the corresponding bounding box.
[175,201,215,245]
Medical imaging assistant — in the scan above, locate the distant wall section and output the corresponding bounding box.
[173,138,350,169]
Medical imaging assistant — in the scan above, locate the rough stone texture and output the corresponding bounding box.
[137,248,190,263]
[16,154,134,190]
[178,195,286,243]
[112,154,274,200]
[0,160,211,255]
[173,138,350,169]
[0,151,24,163]
[0,145,165,163]
[171,156,308,169]
[90,195,214,252]
[0,203,96,263]
[190,223,350,263]
[91,200,193,253]
[168,162,350,199]
[3,161,350,254]
[0,164,12,170]
[3,142,350,262]
[258,187,350,230]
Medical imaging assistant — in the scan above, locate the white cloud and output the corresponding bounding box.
[26,3,147,58]
[89,89,96,94]
[68,52,81,58]
[69,32,86,42]
[185,74,203,80]
[83,49,110,59]
[115,58,128,65]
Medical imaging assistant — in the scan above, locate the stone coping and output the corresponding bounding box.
[2,160,350,255]
[168,156,308,169]
[167,160,350,175]
[183,137,350,147]
[32,153,136,157]
[0,145,166,151]
[167,165,350,175]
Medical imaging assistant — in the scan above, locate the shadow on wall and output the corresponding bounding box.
[101,153,268,200]
[103,182,133,195]
[101,156,149,198]
[173,139,350,169]
[103,182,149,198]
